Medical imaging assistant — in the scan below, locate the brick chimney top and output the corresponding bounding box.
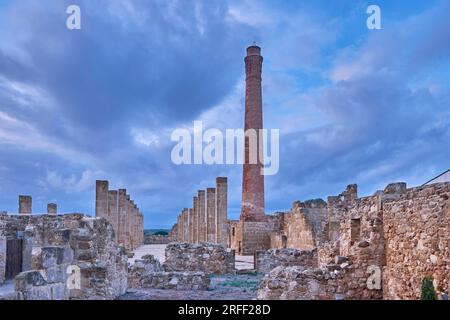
[246,45,261,56]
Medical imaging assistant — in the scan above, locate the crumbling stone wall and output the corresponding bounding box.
[255,249,318,275]
[382,183,450,299]
[0,214,128,300]
[163,243,234,274]
[128,254,163,288]
[128,253,210,291]
[258,265,349,300]
[139,271,210,290]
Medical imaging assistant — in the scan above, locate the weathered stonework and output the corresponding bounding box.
[139,271,210,291]
[256,182,450,300]
[382,183,450,299]
[255,249,318,275]
[47,203,57,215]
[198,190,206,243]
[0,214,128,300]
[19,196,32,214]
[206,188,216,243]
[128,254,163,288]
[164,243,234,275]
[216,177,228,246]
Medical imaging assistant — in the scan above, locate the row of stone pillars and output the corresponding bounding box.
[95,180,144,251]
[17,195,57,215]
[176,177,228,246]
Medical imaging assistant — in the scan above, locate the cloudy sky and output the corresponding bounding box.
[0,0,449,228]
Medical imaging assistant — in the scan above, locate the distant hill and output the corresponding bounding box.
[144,229,169,236]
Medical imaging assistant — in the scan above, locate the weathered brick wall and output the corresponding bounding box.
[382,183,450,299]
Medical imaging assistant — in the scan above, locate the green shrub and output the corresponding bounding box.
[421,277,436,300]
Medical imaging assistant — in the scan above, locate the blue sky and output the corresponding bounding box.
[0,0,449,228]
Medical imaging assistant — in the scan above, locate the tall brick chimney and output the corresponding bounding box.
[240,45,265,222]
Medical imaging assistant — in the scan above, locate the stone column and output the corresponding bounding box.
[193,196,198,243]
[216,177,228,246]
[183,208,189,242]
[206,188,216,243]
[18,195,32,214]
[177,213,183,241]
[125,196,132,250]
[108,190,119,242]
[189,208,194,243]
[117,189,127,248]
[198,190,206,243]
[47,203,57,215]
[95,180,109,218]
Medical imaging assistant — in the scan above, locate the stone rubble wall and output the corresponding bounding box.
[0,214,128,300]
[382,183,450,299]
[139,271,210,290]
[128,254,163,288]
[163,242,234,275]
[258,256,383,300]
[255,248,318,275]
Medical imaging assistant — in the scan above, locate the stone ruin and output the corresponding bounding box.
[164,242,234,274]
[255,182,450,300]
[127,243,234,291]
[95,180,144,252]
[255,248,318,275]
[0,213,128,300]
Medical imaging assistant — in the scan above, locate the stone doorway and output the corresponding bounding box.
[5,238,23,280]
[281,235,287,249]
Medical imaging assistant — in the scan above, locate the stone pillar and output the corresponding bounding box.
[18,195,32,214]
[125,196,131,250]
[108,190,119,242]
[47,203,57,215]
[189,208,194,243]
[216,177,228,246]
[117,189,127,248]
[198,190,206,243]
[206,188,216,243]
[193,196,198,243]
[241,45,265,222]
[177,213,183,241]
[95,180,109,218]
[183,208,189,242]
